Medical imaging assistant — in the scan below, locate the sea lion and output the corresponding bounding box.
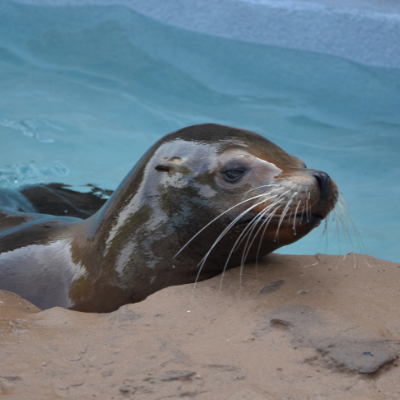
[0,124,338,312]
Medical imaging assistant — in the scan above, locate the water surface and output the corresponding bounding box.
[1,1,399,261]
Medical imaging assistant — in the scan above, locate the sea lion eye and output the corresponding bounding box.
[223,169,246,183]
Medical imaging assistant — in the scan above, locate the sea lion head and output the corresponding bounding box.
[113,123,338,272]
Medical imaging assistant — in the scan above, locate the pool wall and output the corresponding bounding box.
[15,0,400,68]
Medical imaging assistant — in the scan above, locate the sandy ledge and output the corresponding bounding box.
[1,253,399,399]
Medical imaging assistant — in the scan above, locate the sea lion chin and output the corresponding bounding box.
[0,123,338,312]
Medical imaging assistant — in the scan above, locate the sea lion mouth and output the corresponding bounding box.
[234,213,323,227]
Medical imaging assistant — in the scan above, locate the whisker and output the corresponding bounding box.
[324,213,329,253]
[240,201,285,275]
[219,202,282,291]
[192,195,280,292]
[333,207,357,267]
[293,198,302,235]
[336,200,371,267]
[286,211,293,227]
[300,205,305,225]
[330,209,342,256]
[338,192,349,210]
[234,190,292,250]
[337,202,367,253]
[174,192,271,259]
[274,189,297,243]
[241,205,281,270]
[253,206,282,272]
[223,192,292,283]
[235,201,279,255]
[238,204,276,262]
[244,184,282,194]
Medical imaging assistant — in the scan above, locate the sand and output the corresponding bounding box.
[1,253,399,399]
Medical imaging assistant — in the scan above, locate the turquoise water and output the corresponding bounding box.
[1,1,400,262]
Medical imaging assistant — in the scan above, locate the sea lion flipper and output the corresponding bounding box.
[19,183,111,219]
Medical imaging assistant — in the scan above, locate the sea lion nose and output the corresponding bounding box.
[311,171,331,199]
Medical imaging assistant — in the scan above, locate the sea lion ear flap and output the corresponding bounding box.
[154,156,184,173]
[155,164,172,172]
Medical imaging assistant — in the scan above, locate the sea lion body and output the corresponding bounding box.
[0,124,338,312]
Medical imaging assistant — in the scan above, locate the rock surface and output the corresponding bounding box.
[1,253,399,399]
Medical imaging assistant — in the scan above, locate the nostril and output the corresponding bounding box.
[312,171,330,199]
